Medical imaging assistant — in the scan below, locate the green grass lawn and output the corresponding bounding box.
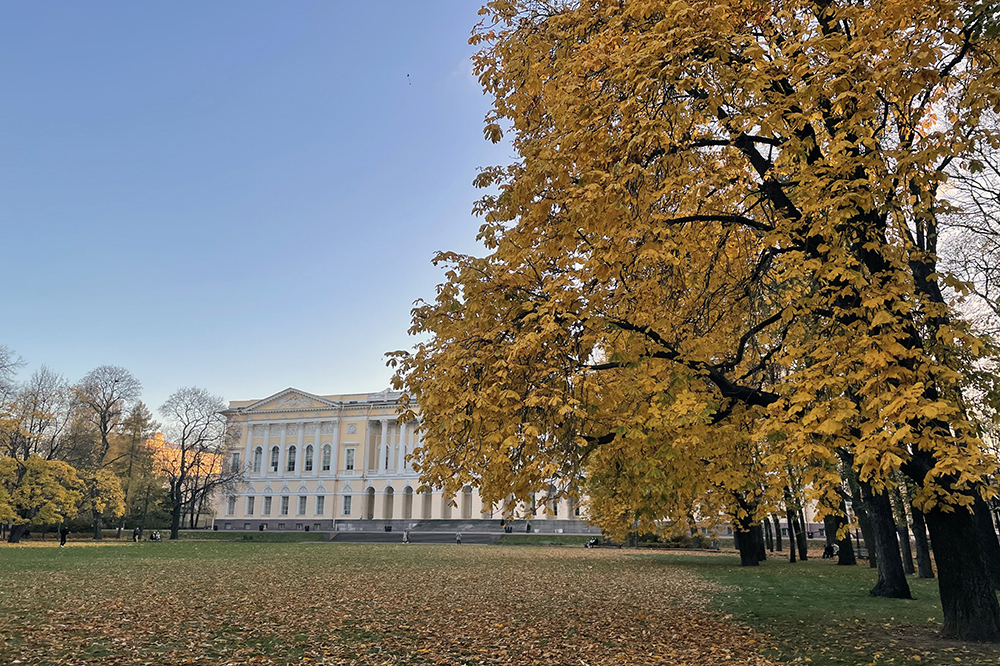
[651,551,1000,666]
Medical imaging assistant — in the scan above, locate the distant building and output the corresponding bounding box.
[213,388,587,531]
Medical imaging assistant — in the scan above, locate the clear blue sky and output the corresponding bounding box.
[0,2,508,411]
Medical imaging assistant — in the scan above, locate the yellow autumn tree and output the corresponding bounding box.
[392,0,1000,641]
[0,455,83,543]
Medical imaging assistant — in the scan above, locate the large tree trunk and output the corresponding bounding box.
[861,482,911,598]
[794,511,809,561]
[824,514,838,550]
[734,520,761,567]
[832,501,857,566]
[974,496,1000,589]
[910,505,935,579]
[772,514,782,551]
[845,467,877,567]
[891,486,916,575]
[7,524,30,544]
[764,519,774,552]
[756,524,767,562]
[785,508,797,563]
[924,505,1000,641]
[169,481,182,540]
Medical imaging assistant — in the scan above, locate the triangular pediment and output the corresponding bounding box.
[241,388,336,413]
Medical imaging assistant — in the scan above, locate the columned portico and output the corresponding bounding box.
[215,387,590,531]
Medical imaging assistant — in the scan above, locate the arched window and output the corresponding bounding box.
[287,446,297,472]
[304,445,314,472]
[270,446,279,472]
[322,445,332,471]
[253,447,263,474]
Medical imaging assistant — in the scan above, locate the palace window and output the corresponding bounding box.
[270,447,279,472]
[280,496,289,515]
[343,495,352,515]
[316,495,325,515]
[322,445,331,471]
[298,496,307,515]
[263,496,272,515]
[230,452,240,471]
[345,448,355,471]
[304,445,314,472]
[253,447,262,474]
[287,446,297,472]
[247,496,255,515]
[226,496,236,515]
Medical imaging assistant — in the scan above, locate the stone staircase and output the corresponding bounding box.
[330,518,599,535]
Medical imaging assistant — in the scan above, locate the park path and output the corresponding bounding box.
[0,543,776,665]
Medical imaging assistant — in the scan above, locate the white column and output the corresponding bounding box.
[293,426,301,479]
[396,421,406,472]
[243,420,253,477]
[331,420,340,478]
[379,418,389,475]
[279,427,287,479]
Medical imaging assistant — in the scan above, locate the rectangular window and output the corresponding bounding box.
[226,496,236,515]
[315,495,325,515]
[297,496,306,515]
[343,495,352,515]
[263,496,272,515]
[247,496,255,515]
[280,496,289,515]
[270,447,279,472]
[345,448,355,471]
[243,523,250,530]
[322,446,331,471]
[295,523,303,530]
[278,523,285,530]
[230,452,240,471]
[225,522,232,530]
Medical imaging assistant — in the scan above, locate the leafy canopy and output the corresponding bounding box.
[391,0,1000,535]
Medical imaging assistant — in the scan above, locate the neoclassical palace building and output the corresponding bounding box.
[213,387,585,531]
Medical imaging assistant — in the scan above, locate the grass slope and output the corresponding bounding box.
[653,552,1000,666]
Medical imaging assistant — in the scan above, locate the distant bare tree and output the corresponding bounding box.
[943,136,1000,336]
[0,345,25,407]
[1,366,73,461]
[158,387,240,540]
[75,366,141,538]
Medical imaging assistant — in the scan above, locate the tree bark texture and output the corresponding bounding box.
[7,524,29,544]
[910,505,935,579]
[832,501,857,566]
[924,506,1000,641]
[772,515,783,552]
[785,508,797,563]
[891,486,916,575]
[794,512,809,561]
[974,495,1000,589]
[734,519,762,567]
[848,472,878,568]
[861,482,912,599]
[764,519,774,552]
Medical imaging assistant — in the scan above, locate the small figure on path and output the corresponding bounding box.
[402,530,410,544]
[456,532,462,545]
[525,522,531,533]
[59,525,69,547]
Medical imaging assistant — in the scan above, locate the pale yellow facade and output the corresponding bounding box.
[213,388,584,531]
